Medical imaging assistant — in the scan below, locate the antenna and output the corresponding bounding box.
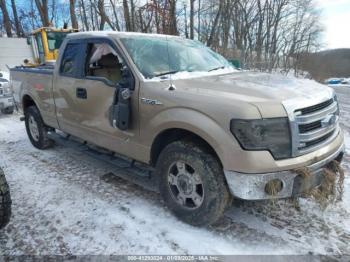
[166,35,175,90]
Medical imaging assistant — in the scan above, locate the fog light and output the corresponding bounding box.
[265,179,283,196]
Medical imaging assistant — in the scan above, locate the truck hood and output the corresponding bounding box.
[171,71,334,117]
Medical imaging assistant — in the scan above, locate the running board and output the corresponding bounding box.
[47,131,158,192]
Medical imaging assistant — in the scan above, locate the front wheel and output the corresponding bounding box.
[156,140,231,226]
[0,168,11,229]
[24,106,54,149]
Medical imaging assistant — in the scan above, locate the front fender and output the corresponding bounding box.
[143,107,241,170]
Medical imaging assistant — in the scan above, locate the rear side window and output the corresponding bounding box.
[60,43,80,77]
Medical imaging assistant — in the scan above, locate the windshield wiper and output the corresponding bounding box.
[208,66,225,72]
[154,70,179,77]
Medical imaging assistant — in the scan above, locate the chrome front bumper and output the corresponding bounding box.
[224,143,345,200]
[0,96,14,109]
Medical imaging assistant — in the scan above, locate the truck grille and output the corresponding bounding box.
[299,99,333,115]
[293,97,339,155]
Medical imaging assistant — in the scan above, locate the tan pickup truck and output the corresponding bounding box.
[11,32,344,226]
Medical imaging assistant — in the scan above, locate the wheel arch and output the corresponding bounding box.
[22,94,37,112]
[146,107,239,170]
[150,128,222,167]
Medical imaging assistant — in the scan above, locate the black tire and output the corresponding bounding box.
[24,106,54,149]
[156,140,231,226]
[1,106,14,115]
[0,168,11,229]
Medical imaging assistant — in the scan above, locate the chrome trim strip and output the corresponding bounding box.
[299,122,338,142]
[307,141,345,171]
[295,102,338,124]
[298,127,340,155]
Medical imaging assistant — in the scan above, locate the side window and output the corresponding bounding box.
[35,33,45,64]
[60,43,80,77]
[35,34,44,53]
[85,43,124,84]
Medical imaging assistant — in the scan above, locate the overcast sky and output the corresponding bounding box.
[317,0,350,49]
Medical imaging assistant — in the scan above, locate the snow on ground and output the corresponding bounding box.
[0,87,350,255]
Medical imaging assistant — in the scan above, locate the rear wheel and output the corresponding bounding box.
[0,168,11,229]
[24,106,54,149]
[156,140,231,226]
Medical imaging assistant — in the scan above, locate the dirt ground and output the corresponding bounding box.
[0,86,349,256]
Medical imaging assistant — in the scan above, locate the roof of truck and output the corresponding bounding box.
[67,31,181,40]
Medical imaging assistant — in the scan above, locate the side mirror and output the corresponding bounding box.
[109,66,135,130]
[120,66,135,90]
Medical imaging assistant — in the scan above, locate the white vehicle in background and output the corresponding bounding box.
[0,72,14,114]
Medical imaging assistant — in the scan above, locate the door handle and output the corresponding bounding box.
[76,87,87,99]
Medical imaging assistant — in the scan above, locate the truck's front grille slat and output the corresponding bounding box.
[299,121,322,133]
[298,99,333,115]
[295,102,338,124]
[292,97,339,155]
[300,130,336,150]
[299,121,338,143]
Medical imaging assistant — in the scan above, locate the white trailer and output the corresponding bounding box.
[0,38,34,72]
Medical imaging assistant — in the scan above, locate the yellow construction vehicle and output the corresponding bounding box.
[26,27,78,66]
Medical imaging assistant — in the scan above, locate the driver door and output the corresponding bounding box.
[56,38,139,156]
[76,39,140,153]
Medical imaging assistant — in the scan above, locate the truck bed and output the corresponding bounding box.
[10,65,57,128]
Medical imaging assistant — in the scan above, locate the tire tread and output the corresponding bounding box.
[25,106,54,149]
[0,168,11,229]
[157,139,231,226]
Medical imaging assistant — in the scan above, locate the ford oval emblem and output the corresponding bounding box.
[321,115,336,128]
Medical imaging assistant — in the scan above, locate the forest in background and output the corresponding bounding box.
[1,0,324,74]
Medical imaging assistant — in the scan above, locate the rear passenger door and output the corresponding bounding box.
[54,40,86,136]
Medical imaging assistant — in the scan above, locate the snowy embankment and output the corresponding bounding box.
[0,86,349,255]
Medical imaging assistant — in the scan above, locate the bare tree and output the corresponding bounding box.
[207,0,223,47]
[0,0,12,37]
[197,0,201,40]
[123,0,131,31]
[130,0,135,31]
[35,0,50,26]
[2,0,322,74]
[109,0,121,31]
[168,0,177,35]
[79,0,89,30]
[189,0,195,39]
[97,0,116,30]
[10,0,24,37]
[69,0,78,29]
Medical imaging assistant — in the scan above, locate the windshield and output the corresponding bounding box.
[0,78,8,83]
[120,36,232,79]
[47,32,70,51]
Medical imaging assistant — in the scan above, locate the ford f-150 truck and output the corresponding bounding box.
[10,32,345,226]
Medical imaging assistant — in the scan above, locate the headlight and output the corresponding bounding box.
[230,118,291,160]
[5,87,11,94]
